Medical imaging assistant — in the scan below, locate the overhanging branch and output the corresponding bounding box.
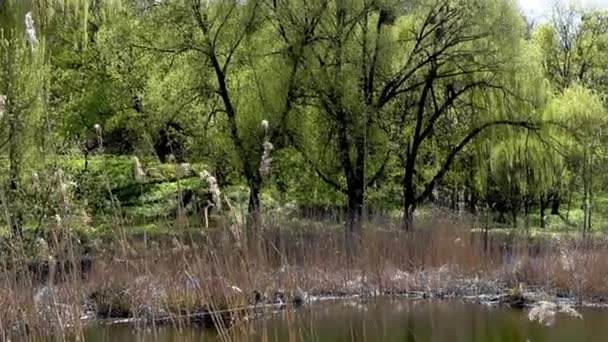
[415,120,540,203]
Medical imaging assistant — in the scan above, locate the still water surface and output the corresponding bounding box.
[62,300,608,341]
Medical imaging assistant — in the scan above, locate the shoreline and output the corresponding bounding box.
[39,269,608,332]
[4,224,608,338]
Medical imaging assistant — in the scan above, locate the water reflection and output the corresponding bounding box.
[31,299,608,341]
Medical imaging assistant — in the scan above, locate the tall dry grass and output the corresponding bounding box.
[1,213,608,340]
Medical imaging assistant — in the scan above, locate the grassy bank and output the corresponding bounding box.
[3,216,608,340]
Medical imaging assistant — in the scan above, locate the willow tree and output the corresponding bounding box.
[535,4,608,92]
[0,1,46,238]
[264,0,395,238]
[381,0,541,230]
[42,0,137,149]
[136,0,281,230]
[547,86,607,234]
[460,40,556,228]
[487,130,566,228]
[0,0,112,237]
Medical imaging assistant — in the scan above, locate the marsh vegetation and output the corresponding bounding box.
[3,0,608,340]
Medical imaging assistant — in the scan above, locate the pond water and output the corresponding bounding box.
[39,299,608,341]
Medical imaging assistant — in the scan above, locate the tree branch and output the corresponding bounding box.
[289,139,347,194]
[367,151,391,187]
[419,80,494,142]
[415,120,540,203]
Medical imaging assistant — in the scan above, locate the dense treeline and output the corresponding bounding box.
[1,0,608,240]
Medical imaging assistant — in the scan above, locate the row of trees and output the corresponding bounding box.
[1,0,608,237]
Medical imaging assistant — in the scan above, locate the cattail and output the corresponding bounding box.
[259,141,274,178]
[0,95,6,119]
[131,156,145,182]
[25,12,39,51]
[200,170,221,210]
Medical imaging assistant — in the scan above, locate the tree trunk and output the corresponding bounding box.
[402,180,416,232]
[402,152,417,231]
[403,204,415,232]
[9,175,23,239]
[247,181,262,232]
[583,178,592,235]
[466,187,477,214]
[540,197,547,229]
[588,157,593,233]
[511,208,517,229]
[346,193,364,234]
[8,102,23,240]
[350,117,367,235]
[565,190,572,230]
[524,198,530,230]
[450,185,458,212]
[582,149,592,235]
[465,155,477,214]
[345,187,363,258]
[589,181,593,232]
[245,180,263,257]
[550,195,560,215]
[583,193,590,235]
[484,216,489,253]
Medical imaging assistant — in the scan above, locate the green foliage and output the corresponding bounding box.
[3,0,608,238]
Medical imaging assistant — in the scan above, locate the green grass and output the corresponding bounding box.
[7,154,608,245]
